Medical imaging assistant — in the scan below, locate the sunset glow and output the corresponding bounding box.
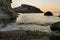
[11,0,60,12]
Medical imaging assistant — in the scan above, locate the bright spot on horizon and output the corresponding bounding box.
[12,0,60,12]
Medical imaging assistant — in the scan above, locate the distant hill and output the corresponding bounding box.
[13,4,43,13]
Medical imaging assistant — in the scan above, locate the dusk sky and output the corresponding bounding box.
[12,0,60,12]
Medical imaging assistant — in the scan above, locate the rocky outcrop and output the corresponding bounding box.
[50,21,60,32]
[13,4,43,13]
[50,21,60,40]
[44,11,53,16]
[50,32,60,40]
[0,0,18,27]
[0,30,50,40]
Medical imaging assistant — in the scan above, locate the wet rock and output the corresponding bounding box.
[13,4,43,13]
[1,0,18,19]
[44,11,53,16]
[0,30,50,40]
[50,21,60,32]
[58,15,60,17]
[0,0,18,27]
[50,21,60,40]
[50,32,60,40]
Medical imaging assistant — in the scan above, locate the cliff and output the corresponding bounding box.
[0,0,18,23]
[0,0,18,27]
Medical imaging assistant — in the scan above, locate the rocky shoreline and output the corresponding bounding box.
[0,30,50,40]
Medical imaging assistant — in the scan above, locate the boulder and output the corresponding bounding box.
[50,32,60,40]
[13,4,43,13]
[44,11,53,16]
[58,15,60,17]
[0,0,18,27]
[50,21,60,40]
[50,21,60,32]
[0,0,18,22]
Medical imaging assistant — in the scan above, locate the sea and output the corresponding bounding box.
[0,13,60,32]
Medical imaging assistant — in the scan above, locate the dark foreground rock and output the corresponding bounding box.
[2,21,60,40]
[0,0,18,19]
[50,21,60,32]
[0,30,50,40]
[13,4,43,13]
[50,21,60,40]
[58,15,60,17]
[0,0,18,27]
[44,11,53,16]
[50,32,60,40]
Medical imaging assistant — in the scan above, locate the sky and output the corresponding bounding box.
[11,0,60,12]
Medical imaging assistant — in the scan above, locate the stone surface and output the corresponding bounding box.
[0,0,18,27]
[50,21,60,32]
[58,15,60,17]
[0,30,50,40]
[50,32,60,40]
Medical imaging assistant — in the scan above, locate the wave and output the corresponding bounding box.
[0,13,60,32]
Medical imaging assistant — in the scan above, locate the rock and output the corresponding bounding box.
[0,0,18,21]
[1,0,18,19]
[50,22,60,40]
[50,32,60,40]
[44,11,53,16]
[0,14,9,27]
[13,4,43,13]
[0,0,18,27]
[50,21,60,32]
[0,30,50,40]
[58,15,60,17]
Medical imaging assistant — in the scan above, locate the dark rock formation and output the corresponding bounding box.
[44,11,53,16]
[50,32,60,40]
[0,0,18,27]
[0,30,50,40]
[13,4,43,13]
[1,0,18,19]
[58,15,60,17]
[50,22,60,40]
[50,21,60,32]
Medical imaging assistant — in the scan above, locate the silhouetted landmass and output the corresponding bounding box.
[0,0,18,27]
[44,11,53,16]
[13,4,43,13]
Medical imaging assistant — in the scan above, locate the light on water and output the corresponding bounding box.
[0,13,60,32]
